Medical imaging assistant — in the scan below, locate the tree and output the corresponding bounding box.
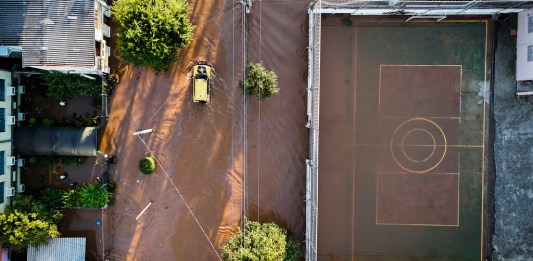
[241,61,279,100]
[113,0,195,71]
[220,221,301,261]
[0,202,61,252]
[9,194,63,224]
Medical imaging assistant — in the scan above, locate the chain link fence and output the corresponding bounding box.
[304,2,532,260]
[306,2,321,261]
[315,0,533,15]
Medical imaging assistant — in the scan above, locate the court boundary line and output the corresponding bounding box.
[351,24,358,261]
[354,144,483,148]
[375,65,463,226]
[324,18,490,259]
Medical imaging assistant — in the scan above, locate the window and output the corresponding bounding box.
[0,151,4,175]
[528,45,533,62]
[528,16,533,33]
[0,182,3,204]
[0,79,4,101]
[0,108,4,132]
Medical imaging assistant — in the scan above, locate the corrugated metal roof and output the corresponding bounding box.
[0,0,95,68]
[27,237,86,261]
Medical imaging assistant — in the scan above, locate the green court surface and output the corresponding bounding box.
[318,17,489,260]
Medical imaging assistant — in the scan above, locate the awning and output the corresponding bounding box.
[14,127,98,156]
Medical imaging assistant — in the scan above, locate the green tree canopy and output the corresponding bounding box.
[61,184,110,209]
[220,221,301,261]
[113,0,195,71]
[139,156,157,174]
[241,61,280,100]
[0,197,61,252]
[9,194,63,224]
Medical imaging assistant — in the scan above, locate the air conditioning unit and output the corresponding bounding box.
[6,156,16,166]
[100,40,106,57]
[6,86,15,96]
[7,115,15,125]
[17,184,25,193]
[18,85,25,94]
[5,187,15,197]
[17,158,24,167]
[103,24,110,38]
[17,112,25,121]
[104,8,111,18]
[96,57,105,70]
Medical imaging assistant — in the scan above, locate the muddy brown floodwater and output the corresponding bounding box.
[99,0,308,260]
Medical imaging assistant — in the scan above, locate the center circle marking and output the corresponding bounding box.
[401,128,436,163]
[390,118,447,173]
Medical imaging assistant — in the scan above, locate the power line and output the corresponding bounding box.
[136,136,222,261]
[257,0,262,224]
[110,82,222,260]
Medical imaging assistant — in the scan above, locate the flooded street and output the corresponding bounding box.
[99,0,308,259]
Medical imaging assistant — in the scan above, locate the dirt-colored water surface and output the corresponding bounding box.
[99,1,308,260]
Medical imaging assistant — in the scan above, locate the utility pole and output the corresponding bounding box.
[241,0,251,250]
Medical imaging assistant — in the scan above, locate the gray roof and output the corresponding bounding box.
[0,0,95,68]
[14,127,98,156]
[27,237,86,261]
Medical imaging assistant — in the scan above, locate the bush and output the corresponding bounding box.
[139,156,157,174]
[42,118,55,127]
[77,183,109,208]
[240,61,279,100]
[40,188,66,210]
[220,221,301,261]
[113,0,195,72]
[39,156,56,167]
[107,73,120,87]
[42,71,101,100]
[62,183,109,209]
[28,117,37,127]
[62,189,82,208]
[62,156,87,166]
[108,155,118,164]
[28,156,38,164]
[107,180,117,193]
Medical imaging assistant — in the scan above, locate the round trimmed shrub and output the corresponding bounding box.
[139,156,156,174]
[241,61,279,100]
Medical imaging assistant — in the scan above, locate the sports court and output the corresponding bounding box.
[318,17,488,259]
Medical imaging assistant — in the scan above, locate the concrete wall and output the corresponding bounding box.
[0,142,13,212]
[0,70,13,213]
